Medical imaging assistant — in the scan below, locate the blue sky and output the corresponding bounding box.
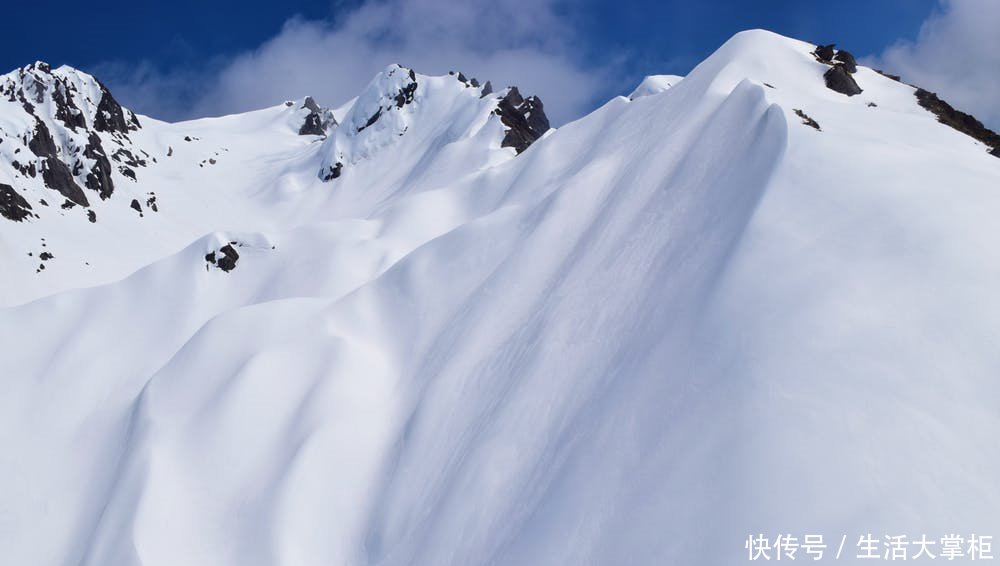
[5,0,996,127]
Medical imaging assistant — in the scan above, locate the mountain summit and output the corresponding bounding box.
[0,62,549,301]
[1,29,998,566]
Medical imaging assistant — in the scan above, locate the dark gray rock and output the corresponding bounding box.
[298,96,337,136]
[299,113,326,136]
[873,69,902,82]
[204,243,242,272]
[41,157,89,206]
[0,183,33,222]
[27,119,58,157]
[815,44,836,62]
[794,109,821,131]
[93,80,140,133]
[495,87,551,154]
[84,133,115,200]
[357,108,382,133]
[824,65,863,96]
[111,148,146,168]
[394,81,418,108]
[834,50,858,74]
[119,166,136,181]
[322,162,343,181]
[51,81,87,131]
[915,88,1000,158]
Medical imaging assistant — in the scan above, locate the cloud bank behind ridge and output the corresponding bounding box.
[100,0,615,126]
[872,0,1000,131]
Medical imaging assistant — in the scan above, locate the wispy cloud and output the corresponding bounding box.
[871,0,1000,130]
[99,0,622,126]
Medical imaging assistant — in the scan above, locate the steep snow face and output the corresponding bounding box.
[628,73,684,98]
[2,29,1000,566]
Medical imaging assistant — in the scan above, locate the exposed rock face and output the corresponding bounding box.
[0,183,33,221]
[322,162,343,181]
[27,118,59,157]
[814,44,836,62]
[394,80,417,108]
[93,80,141,134]
[41,157,89,206]
[206,244,240,272]
[794,109,821,131]
[833,50,858,74]
[217,244,240,271]
[814,43,862,96]
[299,113,326,136]
[298,97,337,136]
[316,65,552,181]
[495,87,551,154]
[83,133,114,200]
[824,65,863,96]
[873,69,902,82]
[51,82,86,131]
[915,88,1000,158]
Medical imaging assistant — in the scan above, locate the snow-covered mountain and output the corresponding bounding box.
[1,29,998,566]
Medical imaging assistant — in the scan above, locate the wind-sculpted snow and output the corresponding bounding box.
[1,29,999,566]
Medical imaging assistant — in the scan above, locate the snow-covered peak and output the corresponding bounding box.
[338,63,418,135]
[628,74,684,99]
[317,64,549,182]
[0,60,148,219]
[2,61,141,136]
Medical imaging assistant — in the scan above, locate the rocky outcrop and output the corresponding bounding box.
[495,87,550,154]
[0,183,33,221]
[50,81,86,131]
[814,44,836,63]
[915,88,1000,158]
[824,65,862,96]
[40,157,89,206]
[205,243,240,272]
[0,62,154,214]
[794,109,821,131]
[298,97,337,136]
[813,43,862,96]
[833,50,858,74]
[93,80,141,134]
[321,162,343,181]
[84,133,115,200]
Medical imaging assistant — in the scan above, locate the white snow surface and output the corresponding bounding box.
[1,30,999,565]
[628,73,684,98]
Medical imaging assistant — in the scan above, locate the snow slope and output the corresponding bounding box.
[1,29,999,566]
[628,73,684,98]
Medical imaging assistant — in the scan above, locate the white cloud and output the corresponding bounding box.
[873,0,1000,130]
[102,0,618,126]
